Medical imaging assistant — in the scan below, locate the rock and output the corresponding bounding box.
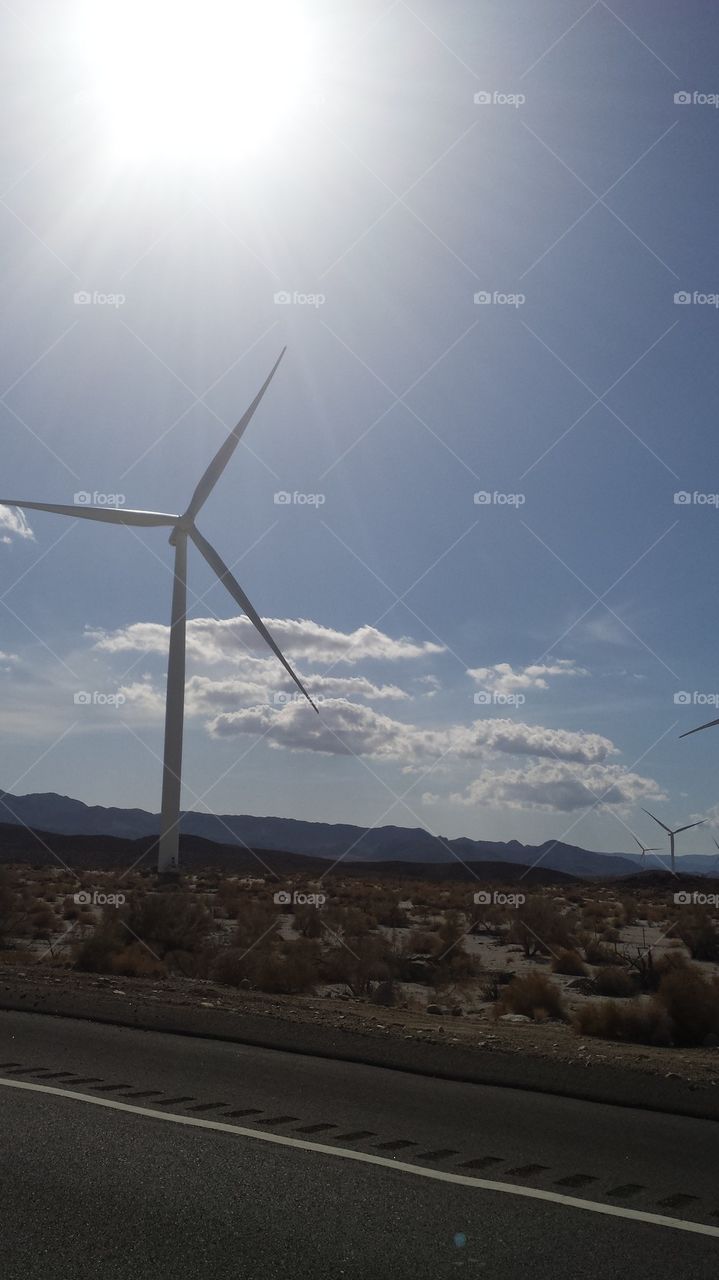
[499,1013,531,1024]
[451,1006,463,1017]
[239,978,251,989]
[426,1003,443,1015]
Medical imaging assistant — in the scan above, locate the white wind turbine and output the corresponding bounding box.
[1,348,318,876]
[641,808,706,875]
[630,833,660,869]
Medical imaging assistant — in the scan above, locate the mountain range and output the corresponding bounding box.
[1,788,717,878]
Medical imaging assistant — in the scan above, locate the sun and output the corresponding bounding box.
[78,0,316,164]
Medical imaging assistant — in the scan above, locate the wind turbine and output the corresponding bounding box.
[1,348,318,876]
[630,833,660,868]
[641,808,706,874]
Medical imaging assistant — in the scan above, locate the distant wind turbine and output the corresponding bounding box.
[1,348,318,876]
[641,808,706,874]
[630,833,660,868]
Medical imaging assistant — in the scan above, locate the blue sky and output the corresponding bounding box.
[1,0,718,857]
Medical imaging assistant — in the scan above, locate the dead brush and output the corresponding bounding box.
[494,972,566,1022]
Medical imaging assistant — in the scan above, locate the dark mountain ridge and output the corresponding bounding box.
[1,787,717,878]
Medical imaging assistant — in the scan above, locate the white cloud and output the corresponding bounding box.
[439,761,665,813]
[0,505,34,544]
[416,674,441,697]
[457,720,614,764]
[207,700,619,770]
[89,618,443,667]
[467,659,588,694]
[117,679,166,716]
[208,698,440,760]
[111,670,412,723]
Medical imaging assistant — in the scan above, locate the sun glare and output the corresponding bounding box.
[79,0,315,164]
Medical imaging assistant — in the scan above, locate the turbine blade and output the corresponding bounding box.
[631,834,643,852]
[0,500,178,527]
[641,808,672,834]
[184,348,286,521]
[190,527,318,713]
[713,837,719,852]
[679,716,719,738]
[674,819,706,835]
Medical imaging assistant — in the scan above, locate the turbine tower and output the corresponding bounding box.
[630,833,660,868]
[641,808,706,875]
[1,348,318,875]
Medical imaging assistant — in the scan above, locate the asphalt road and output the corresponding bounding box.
[1,1010,718,1278]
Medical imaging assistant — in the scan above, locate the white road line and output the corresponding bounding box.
[1,1076,718,1239]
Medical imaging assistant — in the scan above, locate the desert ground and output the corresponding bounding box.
[2,864,719,1082]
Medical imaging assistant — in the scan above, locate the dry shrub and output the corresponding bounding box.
[573,998,672,1046]
[124,892,212,957]
[584,938,617,966]
[0,870,20,944]
[620,895,637,926]
[75,923,124,973]
[74,890,212,975]
[494,972,565,1022]
[294,905,322,938]
[321,934,390,995]
[574,963,719,1047]
[212,938,320,994]
[551,948,587,976]
[657,965,719,1046]
[674,909,719,962]
[508,898,575,958]
[408,929,437,953]
[480,970,515,1002]
[253,940,320,994]
[371,979,396,1007]
[0,947,36,965]
[594,965,636,997]
[375,900,409,928]
[108,942,166,978]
